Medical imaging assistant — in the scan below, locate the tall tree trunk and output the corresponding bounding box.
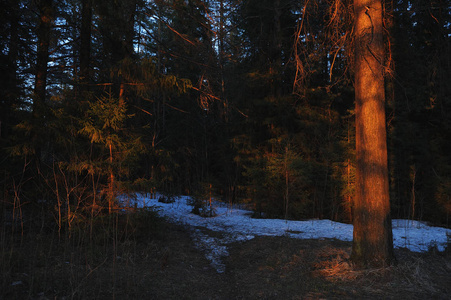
[124,0,136,60]
[218,0,228,119]
[351,0,394,268]
[79,0,92,88]
[1,0,20,139]
[33,0,53,165]
[34,0,53,117]
[272,0,282,97]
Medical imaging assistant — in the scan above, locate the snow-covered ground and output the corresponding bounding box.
[123,194,451,273]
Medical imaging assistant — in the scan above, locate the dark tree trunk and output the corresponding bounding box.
[32,0,53,166]
[79,0,92,88]
[1,0,20,139]
[34,0,53,118]
[351,0,395,268]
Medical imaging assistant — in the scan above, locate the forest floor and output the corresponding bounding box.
[1,214,451,300]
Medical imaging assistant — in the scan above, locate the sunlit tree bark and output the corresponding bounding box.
[351,0,395,267]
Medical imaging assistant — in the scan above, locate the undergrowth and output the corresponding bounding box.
[1,207,450,299]
[1,207,165,299]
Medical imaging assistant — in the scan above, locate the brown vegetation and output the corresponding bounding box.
[1,213,449,299]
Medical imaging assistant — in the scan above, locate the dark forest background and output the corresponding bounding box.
[1,0,450,230]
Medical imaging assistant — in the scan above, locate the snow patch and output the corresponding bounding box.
[123,194,451,273]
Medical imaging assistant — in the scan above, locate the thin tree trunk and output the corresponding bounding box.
[411,164,416,222]
[284,146,289,220]
[218,0,228,119]
[91,173,96,238]
[351,0,395,268]
[125,0,137,59]
[33,0,53,164]
[157,3,162,74]
[53,163,61,237]
[109,143,114,214]
[272,0,282,97]
[2,0,20,140]
[34,0,53,118]
[79,0,92,88]
[347,121,353,222]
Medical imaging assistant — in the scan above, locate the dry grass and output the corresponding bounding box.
[1,213,450,299]
[225,236,450,299]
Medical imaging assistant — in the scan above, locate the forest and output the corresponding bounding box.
[1,0,451,298]
[1,0,451,231]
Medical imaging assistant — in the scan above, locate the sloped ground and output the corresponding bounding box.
[2,217,450,299]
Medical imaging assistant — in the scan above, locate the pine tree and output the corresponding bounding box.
[351,0,395,267]
[79,94,136,213]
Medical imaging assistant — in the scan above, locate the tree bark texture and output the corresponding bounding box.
[352,0,395,268]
